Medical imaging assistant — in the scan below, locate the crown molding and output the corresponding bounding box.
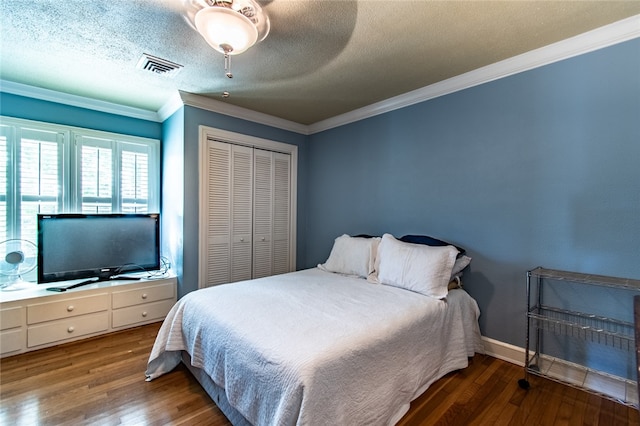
[176,91,310,135]
[157,91,185,121]
[307,14,640,134]
[0,80,162,122]
[1,14,637,134]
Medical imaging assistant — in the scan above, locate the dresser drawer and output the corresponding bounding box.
[27,293,109,324]
[1,328,24,354]
[1,306,23,330]
[112,299,175,328]
[112,282,175,309]
[27,311,109,347]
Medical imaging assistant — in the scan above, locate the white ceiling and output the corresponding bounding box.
[1,1,639,127]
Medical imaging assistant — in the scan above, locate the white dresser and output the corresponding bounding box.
[0,276,177,357]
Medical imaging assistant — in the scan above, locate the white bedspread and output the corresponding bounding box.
[146,268,483,426]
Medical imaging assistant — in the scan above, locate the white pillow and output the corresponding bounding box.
[318,234,380,278]
[372,233,458,298]
[451,255,472,278]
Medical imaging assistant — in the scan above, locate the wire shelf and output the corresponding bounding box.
[530,267,640,291]
[520,267,640,407]
[528,305,634,350]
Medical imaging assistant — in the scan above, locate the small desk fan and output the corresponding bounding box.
[0,239,37,291]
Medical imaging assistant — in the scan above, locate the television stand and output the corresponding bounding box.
[46,275,141,292]
[1,275,177,358]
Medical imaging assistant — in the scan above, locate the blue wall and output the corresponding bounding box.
[3,38,638,377]
[161,108,185,296]
[0,92,162,140]
[0,93,309,299]
[305,39,640,374]
[170,106,309,297]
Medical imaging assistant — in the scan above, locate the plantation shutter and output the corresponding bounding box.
[78,137,114,213]
[2,127,65,244]
[121,143,150,213]
[0,117,159,247]
[0,127,9,243]
[77,136,155,214]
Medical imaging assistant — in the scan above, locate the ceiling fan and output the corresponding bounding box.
[180,0,270,79]
[172,0,358,102]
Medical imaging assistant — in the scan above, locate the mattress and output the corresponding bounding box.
[146,267,484,425]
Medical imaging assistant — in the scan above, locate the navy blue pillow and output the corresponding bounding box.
[399,234,466,257]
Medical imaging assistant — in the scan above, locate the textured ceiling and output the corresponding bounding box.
[1,1,639,125]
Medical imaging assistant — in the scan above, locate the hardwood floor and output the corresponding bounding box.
[1,323,638,426]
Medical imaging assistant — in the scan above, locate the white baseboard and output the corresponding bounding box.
[481,336,638,407]
[482,336,528,367]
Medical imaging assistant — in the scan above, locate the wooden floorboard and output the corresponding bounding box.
[1,323,638,425]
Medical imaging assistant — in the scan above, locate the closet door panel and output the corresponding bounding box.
[272,152,291,275]
[230,145,253,282]
[253,149,273,279]
[200,134,294,288]
[205,141,232,287]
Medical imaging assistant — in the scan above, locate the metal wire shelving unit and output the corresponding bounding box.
[518,267,640,408]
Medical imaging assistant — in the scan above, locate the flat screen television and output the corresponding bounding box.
[37,213,160,285]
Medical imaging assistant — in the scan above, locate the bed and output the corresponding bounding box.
[146,233,484,425]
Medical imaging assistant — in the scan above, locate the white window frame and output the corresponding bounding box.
[0,116,160,243]
[74,130,159,213]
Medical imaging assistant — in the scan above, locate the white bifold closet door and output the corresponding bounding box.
[253,148,291,279]
[202,140,291,287]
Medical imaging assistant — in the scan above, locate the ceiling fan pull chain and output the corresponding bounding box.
[224,53,233,78]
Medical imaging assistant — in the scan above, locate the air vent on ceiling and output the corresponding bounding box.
[136,54,183,77]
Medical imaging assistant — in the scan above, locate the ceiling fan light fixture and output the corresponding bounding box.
[195,6,259,55]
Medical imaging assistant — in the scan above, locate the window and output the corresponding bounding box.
[0,117,160,244]
[0,126,12,243]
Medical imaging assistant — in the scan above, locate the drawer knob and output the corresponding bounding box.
[261,237,265,241]
[141,293,148,299]
[142,311,148,317]
[67,305,74,312]
[67,326,74,333]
